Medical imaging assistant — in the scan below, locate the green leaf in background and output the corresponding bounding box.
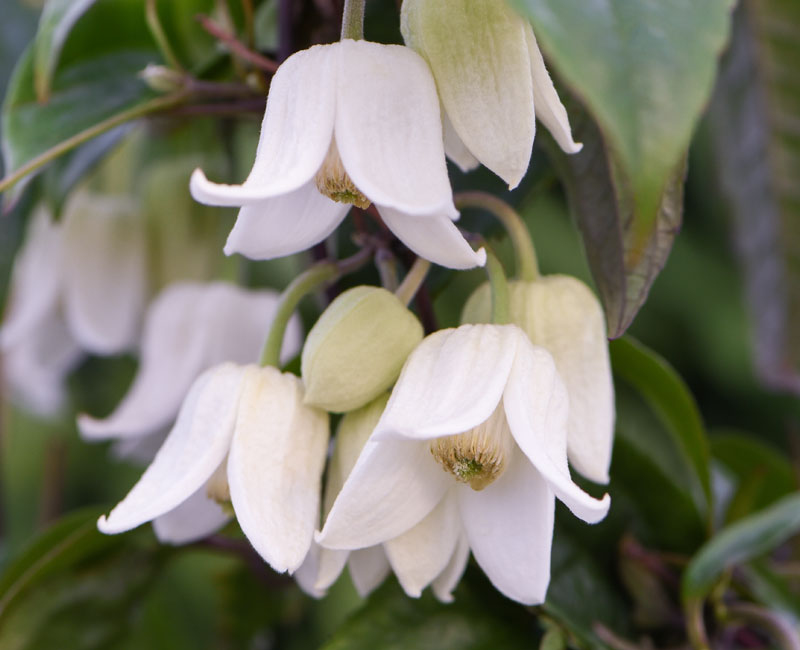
[683,492,800,603]
[33,0,98,102]
[610,337,712,547]
[321,577,535,650]
[705,1,800,396]
[511,0,735,335]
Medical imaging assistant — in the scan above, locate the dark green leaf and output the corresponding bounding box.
[683,492,800,601]
[33,0,98,102]
[706,1,800,395]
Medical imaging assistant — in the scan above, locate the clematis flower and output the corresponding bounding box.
[190,39,485,271]
[296,395,468,602]
[462,275,614,483]
[98,362,329,571]
[1,196,146,416]
[317,324,610,605]
[78,281,302,444]
[401,0,582,188]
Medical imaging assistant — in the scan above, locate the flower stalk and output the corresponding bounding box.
[341,0,366,40]
[483,246,510,326]
[394,257,431,306]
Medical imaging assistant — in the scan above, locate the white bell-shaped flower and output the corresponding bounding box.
[98,363,329,573]
[401,0,582,188]
[317,324,609,605]
[190,39,485,271]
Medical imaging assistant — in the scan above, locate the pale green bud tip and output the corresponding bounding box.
[302,286,424,413]
[139,64,185,93]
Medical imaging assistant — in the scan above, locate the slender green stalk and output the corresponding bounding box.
[241,0,255,48]
[0,92,188,195]
[375,249,399,292]
[395,257,431,306]
[684,598,711,650]
[455,191,540,282]
[145,0,185,72]
[340,0,366,40]
[484,246,510,326]
[259,247,374,367]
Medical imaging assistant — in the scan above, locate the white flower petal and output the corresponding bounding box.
[373,325,518,441]
[228,367,329,573]
[224,182,349,260]
[510,277,613,483]
[98,363,246,534]
[110,429,167,465]
[314,546,350,594]
[294,542,328,599]
[401,0,534,189]
[525,26,582,154]
[61,193,146,355]
[458,450,555,605]
[442,111,479,173]
[152,484,231,545]
[190,45,336,206]
[431,532,470,603]
[377,207,486,271]
[0,207,64,350]
[348,546,391,598]
[503,339,610,524]
[317,439,450,549]
[384,493,461,598]
[334,40,457,218]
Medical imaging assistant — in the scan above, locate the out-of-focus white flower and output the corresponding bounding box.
[98,363,329,571]
[78,282,302,444]
[317,325,609,605]
[401,0,582,188]
[1,196,146,416]
[190,39,485,271]
[463,276,614,483]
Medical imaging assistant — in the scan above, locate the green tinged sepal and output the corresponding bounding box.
[302,286,424,413]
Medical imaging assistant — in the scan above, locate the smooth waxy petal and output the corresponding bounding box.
[98,364,246,534]
[294,542,327,598]
[317,439,450,549]
[525,26,582,154]
[224,183,349,260]
[401,0,534,189]
[377,207,486,271]
[152,484,231,545]
[190,46,336,205]
[384,493,461,598]
[442,112,479,173]
[503,338,610,523]
[373,325,519,441]
[228,367,329,573]
[0,207,64,350]
[348,546,391,598]
[431,533,470,603]
[458,450,555,605]
[510,277,613,483]
[335,40,457,218]
[61,193,146,355]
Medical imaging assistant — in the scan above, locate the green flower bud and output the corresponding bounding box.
[302,286,424,413]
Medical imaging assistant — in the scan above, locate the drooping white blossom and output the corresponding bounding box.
[190,39,485,270]
[317,325,609,605]
[401,0,582,188]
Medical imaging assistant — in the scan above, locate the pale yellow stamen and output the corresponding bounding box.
[314,139,371,209]
[430,403,513,491]
[206,460,231,508]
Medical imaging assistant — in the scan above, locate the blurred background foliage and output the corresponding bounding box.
[2,0,800,649]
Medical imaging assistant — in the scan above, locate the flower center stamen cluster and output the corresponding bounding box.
[430,404,512,491]
[314,140,371,209]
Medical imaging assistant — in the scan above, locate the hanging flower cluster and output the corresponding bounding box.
[0,0,614,608]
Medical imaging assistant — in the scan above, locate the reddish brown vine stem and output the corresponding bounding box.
[195,14,280,73]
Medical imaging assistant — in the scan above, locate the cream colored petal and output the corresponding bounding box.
[334,40,457,218]
[294,542,328,598]
[348,546,391,598]
[224,182,349,260]
[510,277,613,483]
[190,45,336,205]
[431,533,470,603]
[442,111,479,173]
[458,449,555,605]
[377,207,486,271]
[152,483,231,545]
[525,25,582,154]
[62,193,146,355]
[98,363,246,534]
[384,492,461,598]
[228,367,329,573]
[503,338,610,524]
[373,325,519,442]
[401,0,534,189]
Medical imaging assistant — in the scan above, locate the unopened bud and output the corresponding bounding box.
[139,64,185,93]
[302,286,423,412]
